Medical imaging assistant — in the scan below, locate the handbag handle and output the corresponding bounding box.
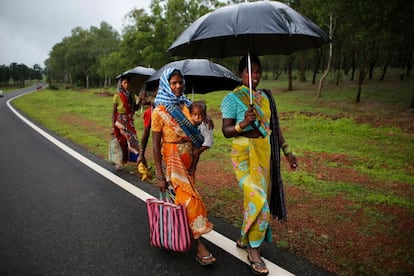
[159,187,175,202]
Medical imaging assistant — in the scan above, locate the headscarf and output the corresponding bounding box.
[154,67,192,108]
[153,67,204,148]
[118,76,135,111]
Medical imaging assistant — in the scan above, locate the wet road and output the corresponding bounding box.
[0,87,332,275]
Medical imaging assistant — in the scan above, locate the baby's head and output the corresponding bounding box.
[190,101,207,126]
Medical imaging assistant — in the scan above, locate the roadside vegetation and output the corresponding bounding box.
[2,1,413,273]
[12,70,414,274]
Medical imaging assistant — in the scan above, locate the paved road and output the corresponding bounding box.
[0,86,332,275]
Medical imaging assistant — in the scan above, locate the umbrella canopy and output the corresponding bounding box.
[116,66,156,94]
[168,1,330,58]
[145,59,241,94]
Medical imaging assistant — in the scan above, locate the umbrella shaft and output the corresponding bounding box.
[248,53,253,105]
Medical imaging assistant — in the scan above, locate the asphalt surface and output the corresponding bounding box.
[0,86,333,275]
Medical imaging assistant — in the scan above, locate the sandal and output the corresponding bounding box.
[195,253,216,266]
[236,239,249,250]
[247,253,269,276]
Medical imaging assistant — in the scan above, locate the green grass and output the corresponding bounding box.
[13,80,414,205]
[11,75,414,274]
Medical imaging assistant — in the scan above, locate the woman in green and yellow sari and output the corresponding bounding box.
[221,55,298,276]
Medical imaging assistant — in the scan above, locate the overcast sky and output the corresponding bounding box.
[0,0,151,68]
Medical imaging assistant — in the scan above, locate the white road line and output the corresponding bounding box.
[8,92,294,276]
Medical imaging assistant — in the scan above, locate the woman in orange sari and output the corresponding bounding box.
[151,68,216,266]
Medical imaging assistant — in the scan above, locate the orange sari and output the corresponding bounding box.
[151,104,213,239]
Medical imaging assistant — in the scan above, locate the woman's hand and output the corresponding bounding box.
[137,154,146,166]
[285,153,298,170]
[242,105,256,127]
[205,115,214,129]
[155,177,168,192]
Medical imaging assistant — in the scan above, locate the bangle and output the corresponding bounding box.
[235,123,243,133]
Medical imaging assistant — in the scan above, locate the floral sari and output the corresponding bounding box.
[114,91,140,155]
[151,104,213,239]
[222,85,285,248]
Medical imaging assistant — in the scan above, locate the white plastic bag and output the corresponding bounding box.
[108,137,122,166]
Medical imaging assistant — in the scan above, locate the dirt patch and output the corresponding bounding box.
[193,149,414,274]
[94,91,114,97]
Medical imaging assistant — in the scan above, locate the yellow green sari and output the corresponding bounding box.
[223,85,286,248]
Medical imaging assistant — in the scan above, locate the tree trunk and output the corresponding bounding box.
[299,56,306,82]
[287,61,293,90]
[407,48,413,77]
[335,55,342,86]
[312,49,322,84]
[356,71,363,102]
[355,50,371,103]
[104,75,108,89]
[411,89,414,109]
[380,45,393,81]
[350,51,356,81]
[380,61,389,81]
[286,55,295,91]
[317,13,334,98]
[411,48,414,108]
[368,45,379,79]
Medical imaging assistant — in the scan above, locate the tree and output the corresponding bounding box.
[411,48,414,109]
[45,40,70,83]
[32,64,43,80]
[121,5,170,69]
[317,13,335,98]
[98,52,125,88]
[286,54,296,90]
[118,0,216,71]
[90,22,121,86]
[0,65,11,84]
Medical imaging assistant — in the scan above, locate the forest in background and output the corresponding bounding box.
[1,0,413,104]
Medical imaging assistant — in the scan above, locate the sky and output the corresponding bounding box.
[0,0,151,68]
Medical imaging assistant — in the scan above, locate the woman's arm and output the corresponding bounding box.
[112,103,117,129]
[222,105,262,138]
[152,130,167,191]
[278,126,298,170]
[137,126,150,165]
[189,145,208,175]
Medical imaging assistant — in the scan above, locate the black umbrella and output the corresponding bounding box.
[116,66,156,94]
[168,1,330,58]
[168,0,329,103]
[145,59,241,95]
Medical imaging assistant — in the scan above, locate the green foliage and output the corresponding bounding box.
[11,75,414,274]
[45,23,120,86]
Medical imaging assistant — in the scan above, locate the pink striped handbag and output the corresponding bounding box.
[146,193,192,252]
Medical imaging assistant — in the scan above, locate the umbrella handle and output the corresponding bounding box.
[249,104,259,129]
[248,52,253,105]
